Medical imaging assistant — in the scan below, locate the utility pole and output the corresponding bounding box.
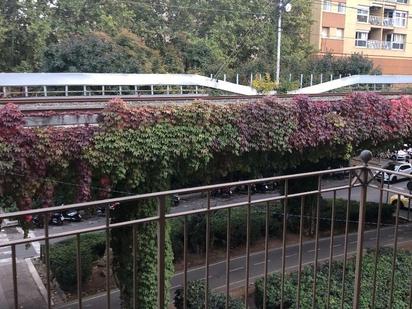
[275,0,292,85]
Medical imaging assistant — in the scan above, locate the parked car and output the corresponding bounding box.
[389,194,409,208]
[376,162,412,183]
[389,149,410,161]
[32,212,64,228]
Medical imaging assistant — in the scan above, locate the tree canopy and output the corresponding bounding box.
[0,0,318,79]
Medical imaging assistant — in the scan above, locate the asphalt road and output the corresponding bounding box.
[57,223,412,308]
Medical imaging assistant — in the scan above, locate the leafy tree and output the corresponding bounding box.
[307,53,381,78]
[49,0,135,39]
[0,0,52,71]
[42,31,163,73]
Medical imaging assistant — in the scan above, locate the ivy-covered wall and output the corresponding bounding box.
[1,93,412,307]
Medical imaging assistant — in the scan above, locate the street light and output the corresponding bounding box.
[275,0,292,85]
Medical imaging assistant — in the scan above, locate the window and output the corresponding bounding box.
[394,11,407,28]
[321,27,330,38]
[336,28,344,39]
[391,33,406,50]
[357,6,369,23]
[355,31,368,47]
[337,3,346,14]
[323,0,332,11]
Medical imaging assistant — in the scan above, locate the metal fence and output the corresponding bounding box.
[1,150,412,308]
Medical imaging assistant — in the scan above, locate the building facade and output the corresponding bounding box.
[310,0,412,74]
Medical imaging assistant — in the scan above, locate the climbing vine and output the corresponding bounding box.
[1,93,412,307]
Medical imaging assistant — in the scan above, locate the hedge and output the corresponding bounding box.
[255,248,412,308]
[174,280,245,309]
[49,233,106,291]
[170,204,283,260]
[171,198,393,261]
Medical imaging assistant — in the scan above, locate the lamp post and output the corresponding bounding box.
[275,0,292,85]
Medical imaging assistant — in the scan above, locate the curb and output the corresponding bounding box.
[25,258,52,306]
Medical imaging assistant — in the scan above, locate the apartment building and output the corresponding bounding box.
[310,0,412,74]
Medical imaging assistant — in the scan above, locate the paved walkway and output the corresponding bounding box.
[0,228,47,309]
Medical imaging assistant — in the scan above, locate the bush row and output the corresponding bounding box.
[174,280,245,309]
[49,233,106,291]
[171,198,393,260]
[255,248,412,308]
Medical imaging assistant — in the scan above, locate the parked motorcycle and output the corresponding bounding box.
[96,203,119,216]
[172,194,180,206]
[211,187,233,198]
[62,210,82,222]
[32,212,64,228]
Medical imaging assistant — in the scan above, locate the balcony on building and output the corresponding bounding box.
[355,28,406,51]
[357,5,408,29]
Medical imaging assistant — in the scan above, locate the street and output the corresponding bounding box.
[57,223,412,308]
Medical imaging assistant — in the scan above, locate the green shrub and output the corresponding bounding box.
[171,204,282,260]
[255,248,412,308]
[287,198,393,233]
[49,233,106,291]
[174,280,245,309]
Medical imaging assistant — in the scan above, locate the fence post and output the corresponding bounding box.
[236,74,239,84]
[310,74,313,86]
[353,150,372,309]
[250,73,253,87]
[158,196,166,309]
[300,74,303,88]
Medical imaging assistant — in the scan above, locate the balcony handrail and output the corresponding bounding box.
[0,166,362,220]
[2,152,412,309]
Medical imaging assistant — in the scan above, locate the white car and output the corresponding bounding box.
[378,162,412,183]
[389,149,410,161]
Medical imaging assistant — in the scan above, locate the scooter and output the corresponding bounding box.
[62,210,82,222]
[32,212,64,228]
[172,194,180,206]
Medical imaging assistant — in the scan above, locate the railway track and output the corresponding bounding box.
[0,92,409,114]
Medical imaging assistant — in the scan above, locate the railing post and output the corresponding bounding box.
[158,196,166,309]
[353,150,372,309]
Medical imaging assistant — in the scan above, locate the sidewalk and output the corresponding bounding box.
[0,227,47,308]
[0,259,47,309]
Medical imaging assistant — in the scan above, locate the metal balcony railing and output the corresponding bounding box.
[0,150,411,308]
[369,15,394,27]
[366,40,393,49]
